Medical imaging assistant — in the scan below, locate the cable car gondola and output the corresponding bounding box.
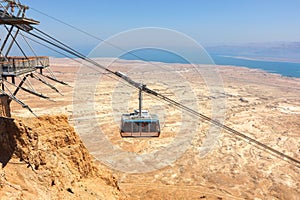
[120,109,160,137]
[119,74,160,137]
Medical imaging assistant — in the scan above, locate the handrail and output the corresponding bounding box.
[0,56,49,74]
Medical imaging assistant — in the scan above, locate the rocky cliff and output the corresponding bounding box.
[0,115,121,199]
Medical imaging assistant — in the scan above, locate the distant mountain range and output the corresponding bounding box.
[206,42,300,63]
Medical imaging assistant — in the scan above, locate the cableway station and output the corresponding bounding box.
[0,0,66,117]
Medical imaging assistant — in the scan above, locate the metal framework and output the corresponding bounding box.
[0,0,66,116]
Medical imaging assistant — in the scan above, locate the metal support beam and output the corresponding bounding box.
[12,73,28,96]
[0,25,13,53]
[4,25,27,58]
[5,27,20,57]
[138,87,142,118]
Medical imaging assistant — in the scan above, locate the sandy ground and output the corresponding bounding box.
[8,57,300,199]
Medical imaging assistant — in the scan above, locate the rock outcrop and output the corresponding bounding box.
[0,115,121,199]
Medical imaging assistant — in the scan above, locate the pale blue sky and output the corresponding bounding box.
[24,0,300,51]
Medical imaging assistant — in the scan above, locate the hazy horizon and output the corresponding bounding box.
[25,1,300,46]
[6,1,300,67]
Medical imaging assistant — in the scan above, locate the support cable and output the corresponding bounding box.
[5,77,51,100]
[31,73,62,95]
[146,88,300,166]
[25,29,136,87]
[17,19,300,167]
[21,33,123,87]
[30,7,174,71]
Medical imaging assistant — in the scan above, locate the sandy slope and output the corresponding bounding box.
[4,57,300,199]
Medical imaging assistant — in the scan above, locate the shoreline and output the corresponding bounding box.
[48,56,300,80]
[211,55,300,78]
[217,54,300,64]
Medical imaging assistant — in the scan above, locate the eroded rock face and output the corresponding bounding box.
[0,117,17,168]
[0,115,121,200]
[0,94,10,118]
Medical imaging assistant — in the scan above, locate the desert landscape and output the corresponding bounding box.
[1,57,300,199]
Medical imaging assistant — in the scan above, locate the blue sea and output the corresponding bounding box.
[212,55,300,78]
[120,49,300,78]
